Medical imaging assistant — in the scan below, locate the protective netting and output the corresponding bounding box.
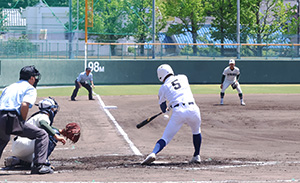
[1,0,300,59]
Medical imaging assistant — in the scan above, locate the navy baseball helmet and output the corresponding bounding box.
[19,65,41,87]
[19,65,40,80]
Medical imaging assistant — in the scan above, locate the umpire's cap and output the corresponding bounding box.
[19,65,41,81]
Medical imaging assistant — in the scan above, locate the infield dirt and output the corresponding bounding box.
[1,94,300,182]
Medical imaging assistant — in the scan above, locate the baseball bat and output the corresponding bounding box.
[136,112,163,129]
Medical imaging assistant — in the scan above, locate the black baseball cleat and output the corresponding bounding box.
[31,164,54,174]
[89,98,95,100]
[71,98,76,101]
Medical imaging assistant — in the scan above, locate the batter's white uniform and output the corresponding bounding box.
[158,74,201,145]
[221,66,242,94]
[12,113,51,163]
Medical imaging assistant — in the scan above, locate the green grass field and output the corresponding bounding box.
[32,84,300,97]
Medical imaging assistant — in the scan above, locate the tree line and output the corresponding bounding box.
[1,0,299,56]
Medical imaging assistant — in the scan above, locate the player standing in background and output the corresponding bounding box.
[141,64,202,165]
[4,97,66,169]
[71,67,95,101]
[0,66,56,174]
[220,59,245,106]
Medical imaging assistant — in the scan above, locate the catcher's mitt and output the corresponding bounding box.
[61,123,81,143]
[231,82,238,90]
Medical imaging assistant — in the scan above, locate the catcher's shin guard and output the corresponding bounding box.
[47,129,59,158]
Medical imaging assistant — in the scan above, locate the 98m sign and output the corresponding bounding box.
[87,62,105,72]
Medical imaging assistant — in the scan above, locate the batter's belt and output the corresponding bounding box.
[171,102,194,108]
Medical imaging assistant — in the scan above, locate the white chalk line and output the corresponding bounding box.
[3,146,76,153]
[92,91,142,156]
[1,180,300,183]
[182,160,300,171]
[135,160,300,172]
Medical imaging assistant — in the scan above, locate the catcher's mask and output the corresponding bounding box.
[38,97,59,125]
[157,64,174,82]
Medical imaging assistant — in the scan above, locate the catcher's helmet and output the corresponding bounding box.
[37,97,59,126]
[157,64,174,82]
[229,59,235,65]
[38,97,59,113]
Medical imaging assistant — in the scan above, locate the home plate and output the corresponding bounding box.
[104,106,118,109]
[152,160,190,165]
[153,160,170,164]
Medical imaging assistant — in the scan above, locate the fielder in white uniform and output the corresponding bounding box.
[4,97,66,169]
[141,64,202,165]
[220,59,245,106]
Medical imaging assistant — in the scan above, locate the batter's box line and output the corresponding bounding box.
[92,91,142,156]
[132,159,300,171]
[180,160,300,171]
[2,180,300,183]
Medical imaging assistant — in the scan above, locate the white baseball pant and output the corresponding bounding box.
[221,80,242,94]
[161,103,201,145]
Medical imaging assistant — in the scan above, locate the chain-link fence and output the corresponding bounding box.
[1,1,300,60]
[1,34,300,60]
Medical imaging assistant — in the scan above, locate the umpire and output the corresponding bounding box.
[71,67,95,101]
[0,65,54,174]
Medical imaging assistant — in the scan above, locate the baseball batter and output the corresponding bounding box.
[4,97,66,169]
[220,59,245,106]
[141,64,202,165]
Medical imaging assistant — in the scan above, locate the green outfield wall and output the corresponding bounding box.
[0,59,300,87]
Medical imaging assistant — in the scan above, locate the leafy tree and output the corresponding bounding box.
[205,0,252,56]
[71,0,130,55]
[2,35,37,55]
[284,4,300,35]
[71,0,166,56]
[125,0,167,56]
[246,0,296,56]
[208,0,296,57]
[162,0,207,55]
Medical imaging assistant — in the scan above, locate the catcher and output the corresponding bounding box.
[220,59,245,106]
[4,97,80,172]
